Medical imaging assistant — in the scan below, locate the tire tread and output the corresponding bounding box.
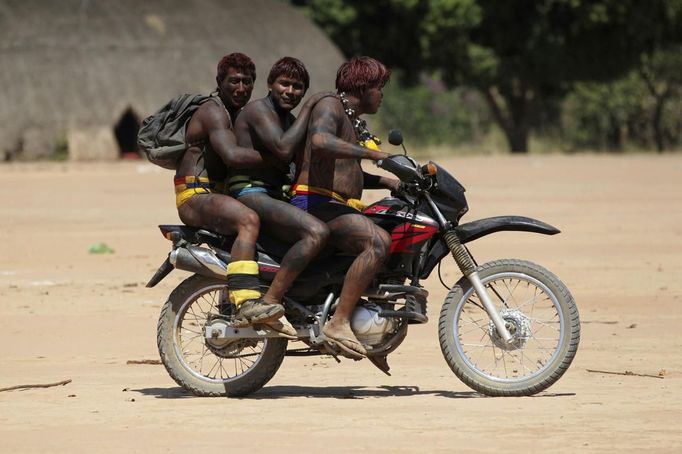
[438,259,580,397]
[157,275,287,397]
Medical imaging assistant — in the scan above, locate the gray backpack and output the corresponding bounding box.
[137,93,217,169]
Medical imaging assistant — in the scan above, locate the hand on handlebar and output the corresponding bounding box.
[377,154,422,184]
[372,150,391,162]
[390,181,405,197]
[384,178,400,193]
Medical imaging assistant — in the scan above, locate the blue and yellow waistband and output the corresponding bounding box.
[174,175,217,207]
[228,175,289,200]
[289,184,366,211]
[227,175,268,193]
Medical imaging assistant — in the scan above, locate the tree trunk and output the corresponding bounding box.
[651,91,670,153]
[639,66,671,153]
[606,112,622,151]
[483,87,530,153]
[506,126,529,153]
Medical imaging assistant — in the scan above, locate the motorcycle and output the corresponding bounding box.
[147,130,580,397]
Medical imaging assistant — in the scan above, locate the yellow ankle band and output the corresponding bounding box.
[230,288,261,307]
[226,260,259,275]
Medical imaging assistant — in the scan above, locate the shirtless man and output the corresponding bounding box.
[289,56,399,358]
[175,52,284,327]
[232,57,332,313]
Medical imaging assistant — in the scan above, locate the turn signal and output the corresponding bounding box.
[423,162,438,176]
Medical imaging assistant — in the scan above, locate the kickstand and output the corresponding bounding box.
[328,352,342,363]
[368,355,391,376]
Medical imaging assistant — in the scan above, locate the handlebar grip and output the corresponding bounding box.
[379,156,420,182]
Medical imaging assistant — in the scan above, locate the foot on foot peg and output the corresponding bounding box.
[255,316,298,339]
[232,299,285,327]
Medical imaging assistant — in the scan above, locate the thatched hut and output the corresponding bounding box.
[0,0,344,160]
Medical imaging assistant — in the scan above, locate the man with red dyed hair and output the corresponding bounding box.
[231,57,332,333]
[175,52,286,328]
[289,56,399,358]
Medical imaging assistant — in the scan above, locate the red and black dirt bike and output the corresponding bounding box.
[147,130,580,397]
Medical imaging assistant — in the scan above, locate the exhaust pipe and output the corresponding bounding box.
[170,245,228,280]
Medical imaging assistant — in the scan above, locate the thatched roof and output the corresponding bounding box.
[0,0,344,160]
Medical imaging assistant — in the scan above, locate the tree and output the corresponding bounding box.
[637,48,682,152]
[561,76,648,151]
[294,0,678,152]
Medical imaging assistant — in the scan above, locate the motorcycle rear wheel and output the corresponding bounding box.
[439,259,580,396]
[157,274,287,397]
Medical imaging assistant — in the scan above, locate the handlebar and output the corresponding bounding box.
[378,155,441,200]
[377,155,421,183]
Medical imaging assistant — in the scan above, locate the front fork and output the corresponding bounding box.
[443,229,514,343]
[421,193,513,342]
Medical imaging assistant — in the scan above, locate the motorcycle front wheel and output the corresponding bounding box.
[439,259,580,396]
[157,275,287,397]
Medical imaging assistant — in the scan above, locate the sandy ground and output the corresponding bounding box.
[0,154,681,453]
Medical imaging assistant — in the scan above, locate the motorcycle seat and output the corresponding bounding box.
[158,224,343,261]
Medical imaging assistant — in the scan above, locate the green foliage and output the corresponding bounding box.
[561,47,682,152]
[51,136,69,161]
[295,0,436,82]
[561,76,646,150]
[294,0,682,152]
[374,75,492,146]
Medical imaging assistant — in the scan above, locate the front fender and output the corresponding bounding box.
[455,216,560,244]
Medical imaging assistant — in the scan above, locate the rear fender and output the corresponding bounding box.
[158,225,234,250]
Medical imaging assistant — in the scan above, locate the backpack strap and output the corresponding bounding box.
[208,92,232,129]
[190,94,232,168]
[185,94,229,149]
[175,94,202,115]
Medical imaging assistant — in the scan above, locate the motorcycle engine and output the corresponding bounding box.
[350,302,397,347]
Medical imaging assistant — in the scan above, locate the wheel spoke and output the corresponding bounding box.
[205,357,220,378]
[172,282,270,385]
[179,328,204,338]
[219,359,230,379]
[474,342,493,371]
[451,269,570,385]
[515,287,545,311]
[500,346,509,377]
[459,324,488,337]
[529,315,560,325]
[528,334,556,353]
[534,323,560,334]
[238,355,250,372]
[186,305,203,323]
[459,312,489,334]
[501,279,518,307]
[180,333,203,347]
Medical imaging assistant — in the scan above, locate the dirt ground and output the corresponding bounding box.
[1,154,681,453]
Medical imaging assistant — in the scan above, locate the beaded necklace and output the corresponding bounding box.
[339,92,382,148]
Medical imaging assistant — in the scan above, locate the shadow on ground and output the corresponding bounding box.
[132,385,576,400]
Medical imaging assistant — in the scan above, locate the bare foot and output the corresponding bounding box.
[260,292,281,307]
[257,316,298,339]
[232,299,284,327]
[322,321,367,358]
